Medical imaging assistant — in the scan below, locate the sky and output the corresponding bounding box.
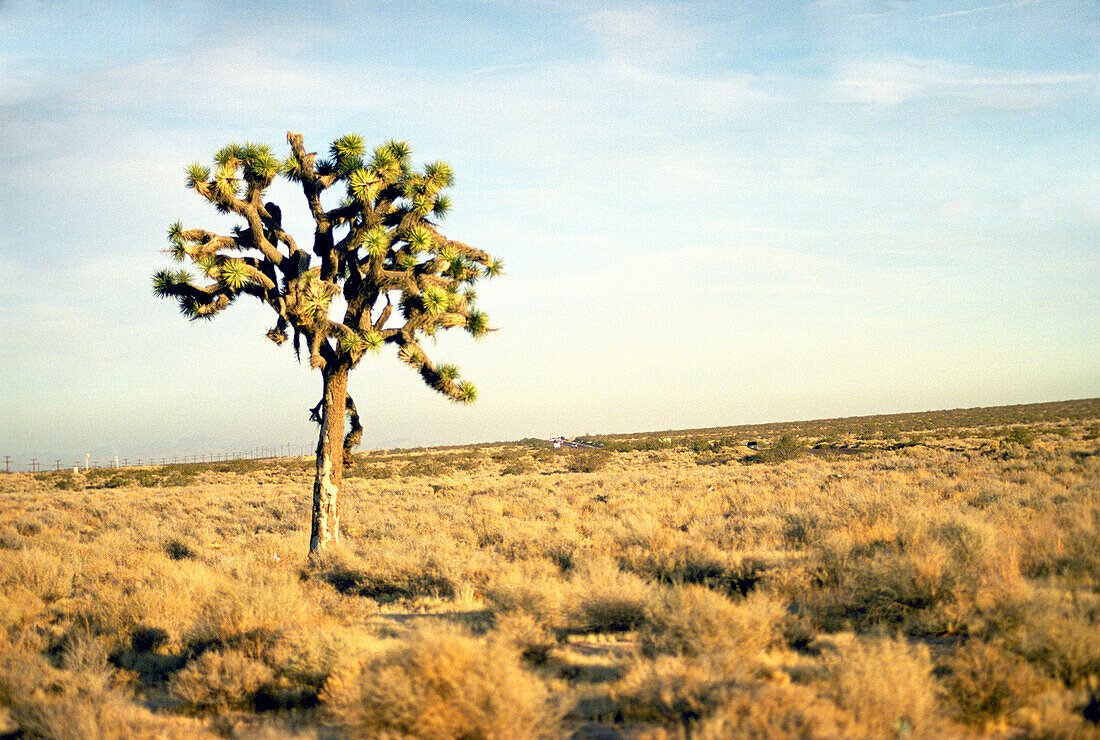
[0,0,1097,467]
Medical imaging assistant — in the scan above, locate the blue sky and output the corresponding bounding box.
[1,0,1097,466]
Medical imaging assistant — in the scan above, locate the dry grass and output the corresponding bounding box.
[321,624,559,738]
[1,400,1098,738]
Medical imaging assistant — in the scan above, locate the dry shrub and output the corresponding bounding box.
[0,639,210,739]
[482,559,566,627]
[186,568,314,654]
[4,695,201,740]
[618,539,758,595]
[820,635,942,737]
[748,433,804,464]
[639,586,786,661]
[565,558,659,634]
[612,654,736,729]
[0,587,41,638]
[0,547,75,602]
[808,513,1023,634]
[694,681,857,739]
[81,555,218,647]
[170,648,275,710]
[807,537,950,632]
[992,592,1100,690]
[500,458,536,475]
[940,640,1056,729]
[565,451,611,473]
[321,625,558,739]
[0,407,1094,737]
[1013,693,1100,738]
[310,546,456,602]
[1018,504,1100,584]
[256,627,351,693]
[0,526,26,550]
[494,611,558,666]
[163,537,198,560]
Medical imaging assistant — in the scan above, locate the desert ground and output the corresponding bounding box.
[0,399,1097,738]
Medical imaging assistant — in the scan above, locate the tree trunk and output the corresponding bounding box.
[310,364,348,555]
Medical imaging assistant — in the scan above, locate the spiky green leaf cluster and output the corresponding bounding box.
[485,258,504,277]
[213,143,244,166]
[465,310,490,338]
[398,345,422,366]
[194,255,218,278]
[166,222,187,261]
[178,294,202,320]
[330,133,365,168]
[385,140,412,162]
[371,140,412,177]
[338,328,385,362]
[424,161,455,188]
[404,225,433,253]
[212,163,239,201]
[364,226,391,257]
[281,154,304,182]
[348,168,379,203]
[432,193,452,218]
[338,331,366,358]
[421,287,449,315]
[401,177,423,201]
[300,275,335,320]
[217,258,252,290]
[242,143,279,182]
[361,330,383,352]
[456,381,477,404]
[185,163,210,190]
[152,268,191,296]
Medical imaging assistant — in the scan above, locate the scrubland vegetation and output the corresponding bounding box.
[1,399,1098,738]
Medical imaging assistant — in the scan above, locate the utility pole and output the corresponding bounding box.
[55,460,60,471]
[3,456,9,473]
[30,459,38,473]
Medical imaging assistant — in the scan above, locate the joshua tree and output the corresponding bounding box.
[153,132,500,555]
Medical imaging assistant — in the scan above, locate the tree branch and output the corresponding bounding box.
[287,131,330,229]
[343,393,363,466]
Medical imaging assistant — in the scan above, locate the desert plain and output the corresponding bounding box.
[0,399,1097,738]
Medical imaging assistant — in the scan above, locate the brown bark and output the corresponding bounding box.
[309,364,348,555]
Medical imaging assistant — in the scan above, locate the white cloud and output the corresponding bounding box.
[610,63,775,117]
[67,49,379,120]
[916,0,1054,21]
[833,55,1097,107]
[0,54,62,106]
[578,4,711,69]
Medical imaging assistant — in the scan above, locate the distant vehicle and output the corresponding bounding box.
[549,437,600,450]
